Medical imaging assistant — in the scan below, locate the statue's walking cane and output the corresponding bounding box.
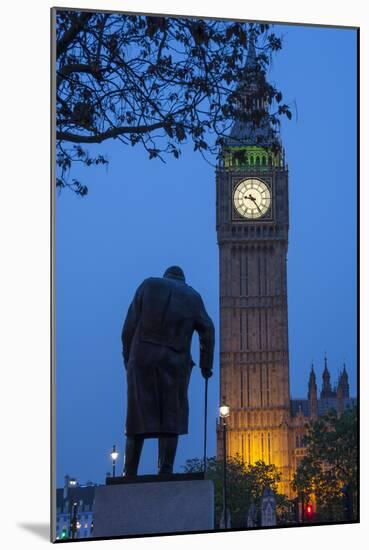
[203,377,208,473]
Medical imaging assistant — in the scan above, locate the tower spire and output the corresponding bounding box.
[308,363,317,394]
[338,362,349,399]
[308,362,318,420]
[321,353,334,399]
[224,24,277,149]
[245,26,257,69]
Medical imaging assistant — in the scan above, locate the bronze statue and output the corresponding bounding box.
[122,266,215,475]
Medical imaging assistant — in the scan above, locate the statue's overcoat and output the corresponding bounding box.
[122,274,214,436]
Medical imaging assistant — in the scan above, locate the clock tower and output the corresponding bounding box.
[216,33,292,495]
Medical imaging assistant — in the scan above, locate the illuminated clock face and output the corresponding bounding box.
[233,178,271,219]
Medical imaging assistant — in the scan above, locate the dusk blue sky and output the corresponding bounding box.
[56,20,357,487]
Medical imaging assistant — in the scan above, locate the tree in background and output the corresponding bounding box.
[183,455,295,528]
[292,407,358,522]
[55,10,290,195]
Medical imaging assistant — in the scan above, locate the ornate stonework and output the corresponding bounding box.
[215,34,355,498]
[216,142,292,494]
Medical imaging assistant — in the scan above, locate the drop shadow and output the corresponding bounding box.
[18,522,49,541]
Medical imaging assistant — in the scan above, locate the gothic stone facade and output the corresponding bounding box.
[215,33,355,497]
[291,361,356,472]
[216,146,292,495]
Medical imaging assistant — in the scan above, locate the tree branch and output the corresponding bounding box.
[57,12,94,59]
[58,63,102,78]
[57,121,166,143]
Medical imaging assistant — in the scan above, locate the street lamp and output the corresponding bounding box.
[300,491,305,523]
[110,445,119,477]
[219,405,230,419]
[219,403,230,529]
[70,502,78,539]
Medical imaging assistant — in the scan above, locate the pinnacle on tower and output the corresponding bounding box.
[245,26,257,70]
[342,362,348,379]
[224,24,277,149]
[321,354,335,399]
[308,363,318,418]
[322,355,330,380]
[337,362,350,399]
[308,363,317,397]
[309,361,316,379]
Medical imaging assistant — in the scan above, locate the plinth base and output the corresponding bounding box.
[93,478,214,538]
[106,472,204,484]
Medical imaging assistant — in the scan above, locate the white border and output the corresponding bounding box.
[1,1,367,548]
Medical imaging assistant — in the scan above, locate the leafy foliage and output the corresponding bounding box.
[183,455,294,527]
[292,407,358,522]
[55,10,290,195]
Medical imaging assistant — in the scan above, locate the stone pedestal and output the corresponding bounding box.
[93,476,214,537]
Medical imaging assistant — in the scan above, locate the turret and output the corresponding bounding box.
[308,363,318,419]
[337,363,350,399]
[336,384,344,415]
[320,355,335,399]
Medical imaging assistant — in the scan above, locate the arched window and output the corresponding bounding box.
[256,155,260,165]
[262,155,267,166]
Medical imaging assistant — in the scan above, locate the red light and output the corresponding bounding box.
[306,505,313,515]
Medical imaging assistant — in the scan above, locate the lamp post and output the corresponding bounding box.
[219,404,230,529]
[70,501,78,539]
[110,445,119,478]
[300,491,305,523]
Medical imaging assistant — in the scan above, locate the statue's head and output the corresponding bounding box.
[163,265,185,282]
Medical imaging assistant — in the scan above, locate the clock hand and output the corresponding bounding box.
[244,193,256,202]
[245,194,262,213]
